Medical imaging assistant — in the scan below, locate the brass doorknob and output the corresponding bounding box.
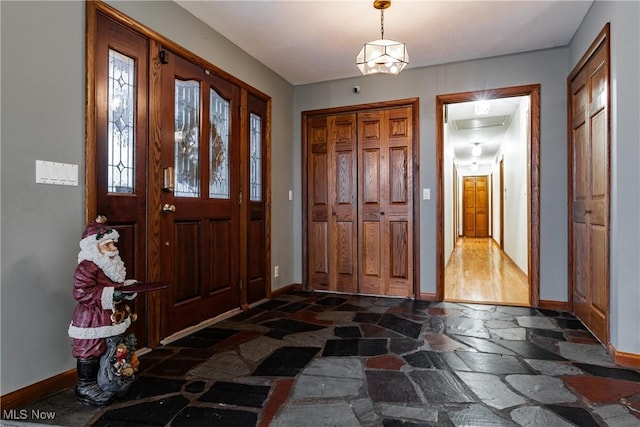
[162,204,176,213]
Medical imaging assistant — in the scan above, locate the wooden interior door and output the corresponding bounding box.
[569,27,609,344]
[160,52,240,336]
[330,114,358,293]
[359,108,413,296]
[307,115,331,290]
[305,105,414,297]
[95,14,149,347]
[306,114,358,293]
[463,176,488,237]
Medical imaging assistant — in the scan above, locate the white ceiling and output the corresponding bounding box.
[447,97,525,176]
[174,0,593,86]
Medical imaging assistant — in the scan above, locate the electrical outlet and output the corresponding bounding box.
[274,265,280,278]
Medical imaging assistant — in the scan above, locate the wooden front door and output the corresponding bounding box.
[569,25,610,344]
[95,13,150,346]
[160,53,241,335]
[463,176,488,238]
[305,103,416,298]
[89,4,271,346]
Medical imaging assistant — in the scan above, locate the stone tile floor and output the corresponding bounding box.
[6,291,640,426]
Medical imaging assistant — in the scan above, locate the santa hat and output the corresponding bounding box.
[79,215,120,252]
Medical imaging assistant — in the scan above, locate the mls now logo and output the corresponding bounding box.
[3,409,56,421]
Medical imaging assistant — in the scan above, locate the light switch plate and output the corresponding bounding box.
[36,160,78,186]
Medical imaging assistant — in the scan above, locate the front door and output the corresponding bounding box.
[569,26,610,344]
[95,13,149,346]
[89,4,272,346]
[160,53,241,336]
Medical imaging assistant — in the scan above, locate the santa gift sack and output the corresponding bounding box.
[97,333,139,395]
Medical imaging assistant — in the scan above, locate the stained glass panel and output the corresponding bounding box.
[209,89,230,199]
[107,49,135,193]
[250,113,262,201]
[174,79,200,197]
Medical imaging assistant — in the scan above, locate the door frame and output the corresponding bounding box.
[86,2,272,347]
[301,98,420,298]
[436,85,540,306]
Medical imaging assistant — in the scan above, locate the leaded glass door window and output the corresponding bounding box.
[107,49,135,193]
[210,89,230,199]
[249,113,262,201]
[174,79,201,197]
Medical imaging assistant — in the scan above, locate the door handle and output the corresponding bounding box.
[380,211,385,215]
[584,209,592,214]
[162,204,176,213]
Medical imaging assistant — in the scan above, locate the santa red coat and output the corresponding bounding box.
[68,260,130,359]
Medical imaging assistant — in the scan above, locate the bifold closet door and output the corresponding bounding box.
[358,108,413,297]
[307,114,358,293]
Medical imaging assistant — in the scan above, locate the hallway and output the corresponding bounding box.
[445,238,529,306]
[11,291,640,426]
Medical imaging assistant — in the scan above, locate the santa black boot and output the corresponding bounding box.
[75,358,115,407]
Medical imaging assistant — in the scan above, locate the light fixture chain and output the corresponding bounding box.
[380,8,385,39]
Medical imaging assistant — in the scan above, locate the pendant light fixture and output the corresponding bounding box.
[356,0,409,75]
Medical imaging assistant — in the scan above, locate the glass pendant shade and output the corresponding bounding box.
[356,0,408,76]
[356,39,409,75]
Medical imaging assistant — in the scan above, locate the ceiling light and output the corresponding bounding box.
[474,100,491,115]
[356,0,409,76]
[471,143,482,157]
[471,162,479,172]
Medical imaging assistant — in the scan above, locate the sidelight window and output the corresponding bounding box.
[107,49,135,193]
[249,113,262,201]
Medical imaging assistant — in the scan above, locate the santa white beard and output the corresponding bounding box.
[78,246,127,283]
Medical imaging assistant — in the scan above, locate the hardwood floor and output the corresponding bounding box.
[445,237,529,306]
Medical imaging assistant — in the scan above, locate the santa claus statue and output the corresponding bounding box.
[67,215,138,407]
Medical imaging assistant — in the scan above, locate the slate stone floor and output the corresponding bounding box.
[10,291,640,426]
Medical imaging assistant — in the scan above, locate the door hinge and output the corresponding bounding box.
[239,278,243,291]
[159,50,169,64]
[238,191,243,205]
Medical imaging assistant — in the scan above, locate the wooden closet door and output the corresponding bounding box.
[307,114,357,292]
[307,116,331,290]
[330,114,358,293]
[570,31,609,344]
[359,108,413,297]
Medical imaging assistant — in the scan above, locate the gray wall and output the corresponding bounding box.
[1,0,638,396]
[293,47,570,303]
[1,0,295,394]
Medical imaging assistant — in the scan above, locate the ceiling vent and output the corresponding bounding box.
[454,115,508,130]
